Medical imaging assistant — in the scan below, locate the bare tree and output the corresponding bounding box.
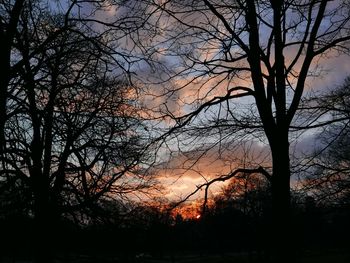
[0,0,158,215]
[133,0,350,260]
[0,1,155,261]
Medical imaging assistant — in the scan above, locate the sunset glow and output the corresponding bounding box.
[1,0,350,262]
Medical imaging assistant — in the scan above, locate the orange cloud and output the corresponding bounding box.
[151,140,270,201]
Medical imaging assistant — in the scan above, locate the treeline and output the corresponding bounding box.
[1,180,349,262]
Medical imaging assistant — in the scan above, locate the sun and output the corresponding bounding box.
[195,214,201,220]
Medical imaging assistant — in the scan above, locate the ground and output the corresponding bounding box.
[1,249,349,263]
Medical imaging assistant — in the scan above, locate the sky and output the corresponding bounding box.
[63,0,350,209]
[141,1,350,207]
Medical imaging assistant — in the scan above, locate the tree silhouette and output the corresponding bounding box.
[0,1,153,261]
[0,0,26,176]
[135,0,350,260]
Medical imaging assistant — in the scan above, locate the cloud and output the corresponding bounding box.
[307,54,350,91]
[151,140,270,200]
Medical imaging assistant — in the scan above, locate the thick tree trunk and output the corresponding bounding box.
[0,36,10,167]
[32,169,52,262]
[0,74,7,161]
[0,0,25,162]
[31,136,53,262]
[269,132,293,262]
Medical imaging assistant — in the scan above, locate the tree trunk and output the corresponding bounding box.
[269,132,293,262]
[0,35,10,167]
[30,132,53,262]
[0,0,25,162]
[32,169,53,262]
